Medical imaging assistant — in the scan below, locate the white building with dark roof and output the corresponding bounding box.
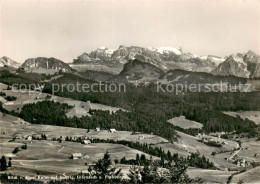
[71,153,83,159]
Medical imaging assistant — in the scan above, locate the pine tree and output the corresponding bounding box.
[168,161,202,183]
[0,156,7,171]
[136,154,140,165]
[8,157,12,167]
[167,150,172,161]
[128,166,141,184]
[91,151,122,182]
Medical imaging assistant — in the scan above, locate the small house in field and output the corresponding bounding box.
[82,140,91,144]
[139,135,145,140]
[71,153,83,159]
[13,118,26,124]
[237,159,246,167]
[96,127,100,131]
[26,136,32,141]
[109,128,116,133]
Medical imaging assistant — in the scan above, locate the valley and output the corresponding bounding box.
[0,72,259,183]
[1,0,259,182]
[1,108,259,183]
[0,46,260,183]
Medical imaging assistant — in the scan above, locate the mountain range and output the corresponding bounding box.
[71,46,224,74]
[71,46,260,78]
[212,50,260,78]
[0,56,20,68]
[1,46,260,79]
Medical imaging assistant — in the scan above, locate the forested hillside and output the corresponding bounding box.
[0,70,259,137]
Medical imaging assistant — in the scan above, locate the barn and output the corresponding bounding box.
[71,153,83,159]
[82,140,91,144]
[109,128,116,133]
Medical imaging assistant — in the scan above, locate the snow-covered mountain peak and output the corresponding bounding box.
[148,47,182,55]
[97,47,107,50]
[229,54,245,64]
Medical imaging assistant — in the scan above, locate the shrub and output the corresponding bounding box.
[21,144,27,150]
[12,147,19,154]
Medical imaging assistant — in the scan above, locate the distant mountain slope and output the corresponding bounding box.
[212,50,260,78]
[6,46,259,79]
[0,56,20,68]
[158,69,260,92]
[71,45,223,74]
[110,59,252,92]
[79,70,115,82]
[20,57,73,73]
[72,46,260,78]
[113,59,164,82]
[160,69,247,85]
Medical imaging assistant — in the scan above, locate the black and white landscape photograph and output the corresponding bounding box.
[0,0,259,183]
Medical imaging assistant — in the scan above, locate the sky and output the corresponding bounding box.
[1,0,259,63]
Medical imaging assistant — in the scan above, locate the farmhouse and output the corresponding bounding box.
[237,159,246,167]
[82,140,91,144]
[139,135,145,140]
[13,118,26,124]
[109,128,116,133]
[26,136,32,141]
[71,153,83,159]
[95,127,100,131]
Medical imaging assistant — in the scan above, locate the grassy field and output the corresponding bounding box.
[85,130,168,145]
[154,131,239,170]
[1,82,123,118]
[1,111,258,181]
[187,167,236,183]
[0,83,8,90]
[0,96,7,103]
[237,138,260,163]
[0,113,159,177]
[0,113,167,145]
[4,141,149,177]
[223,111,260,125]
[1,82,258,182]
[231,166,260,183]
[167,116,203,129]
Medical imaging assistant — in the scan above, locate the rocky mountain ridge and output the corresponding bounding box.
[20,57,73,73]
[0,56,21,68]
[71,45,226,75]
[72,46,259,78]
[212,50,260,78]
[1,47,259,78]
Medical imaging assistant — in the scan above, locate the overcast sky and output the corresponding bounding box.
[1,0,259,63]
